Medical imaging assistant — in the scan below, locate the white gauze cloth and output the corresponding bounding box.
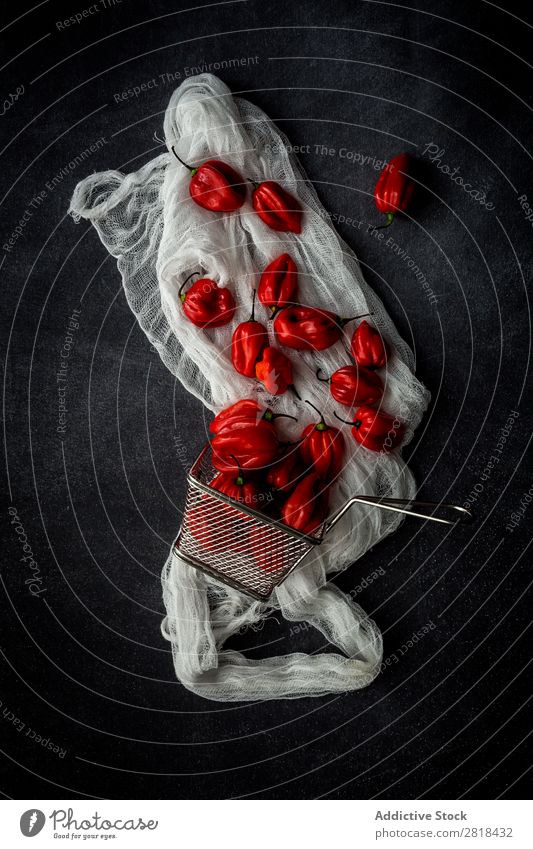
[69,74,429,701]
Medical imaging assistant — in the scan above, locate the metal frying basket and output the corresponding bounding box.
[174,445,473,601]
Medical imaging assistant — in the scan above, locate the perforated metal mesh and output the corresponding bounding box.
[174,446,321,599]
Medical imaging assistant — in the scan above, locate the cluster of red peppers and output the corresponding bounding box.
[173,147,416,542]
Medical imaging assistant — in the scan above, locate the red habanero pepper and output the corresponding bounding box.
[351,320,388,369]
[209,400,296,435]
[374,153,415,229]
[171,147,246,212]
[281,472,328,535]
[316,365,383,408]
[258,253,299,314]
[266,447,306,494]
[179,273,235,328]
[299,401,345,481]
[255,346,296,396]
[335,405,405,453]
[231,290,268,378]
[210,465,261,508]
[274,305,370,351]
[252,180,303,234]
[211,423,279,473]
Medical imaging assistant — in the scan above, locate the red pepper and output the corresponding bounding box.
[258,253,299,314]
[255,346,295,396]
[252,180,302,233]
[266,447,306,493]
[211,422,280,474]
[172,147,246,212]
[281,472,328,535]
[274,305,370,351]
[351,320,388,369]
[299,401,345,480]
[374,153,415,228]
[179,273,235,328]
[317,365,383,407]
[231,290,268,377]
[335,405,405,453]
[210,468,262,508]
[209,400,296,435]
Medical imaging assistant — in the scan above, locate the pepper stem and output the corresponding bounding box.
[340,312,373,327]
[229,454,245,485]
[373,212,395,231]
[265,412,298,423]
[316,368,330,384]
[305,399,326,427]
[171,146,198,176]
[178,272,200,301]
[249,289,257,322]
[289,384,302,401]
[334,411,361,428]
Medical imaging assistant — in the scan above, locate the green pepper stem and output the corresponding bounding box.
[305,399,326,426]
[373,212,395,231]
[250,289,257,322]
[229,454,245,485]
[316,368,330,384]
[340,312,373,327]
[178,272,200,300]
[334,411,361,428]
[171,146,198,175]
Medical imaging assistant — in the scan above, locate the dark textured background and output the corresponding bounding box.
[1,0,532,800]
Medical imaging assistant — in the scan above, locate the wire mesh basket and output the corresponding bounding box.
[174,445,472,601]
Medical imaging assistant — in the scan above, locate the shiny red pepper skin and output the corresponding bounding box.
[266,447,306,493]
[319,365,383,407]
[172,148,246,212]
[255,346,294,395]
[258,253,299,313]
[211,423,279,473]
[281,472,328,535]
[231,292,268,377]
[252,181,302,233]
[180,276,236,328]
[374,153,414,227]
[274,305,342,351]
[209,400,293,435]
[351,320,388,369]
[210,471,261,507]
[299,412,345,481]
[341,405,405,453]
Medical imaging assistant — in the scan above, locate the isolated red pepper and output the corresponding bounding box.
[266,447,306,494]
[231,290,268,377]
[317,365,383,408]
[374,153,415,228]
[335,405,405,453]
[179,273,236,328]
[172,147,246,212]
[209,400,296,435]
[210,468,262,508]
[351,320,388,369]
[211,423,279,473]
[258,253,299,314]
[281,472,328,535]
[299,401,345,481]
[255,346,295,396]
[274,305,369,351]
[252,181,302,233]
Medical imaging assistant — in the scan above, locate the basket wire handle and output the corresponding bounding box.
[324,496,473,535]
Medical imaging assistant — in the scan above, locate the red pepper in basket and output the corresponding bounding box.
[209,400,296,435]
[281,472,328,535]
[316,365,383,407]
[374,153,415,229]
[255,346,296,396]
[274,305,370,351]
[351,320,388,369]
[299,401,345,481]
[179,273,235,328]
[210,466,261,508]
[171,147,246,212]
[258,253,299,314]
[252,181,302,234]
[211,422,280,474]
[231,290,268,377]
[266,447,306,494]
[335,405,405,453]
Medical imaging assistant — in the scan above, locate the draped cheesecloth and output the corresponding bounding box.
[69,74,429,701]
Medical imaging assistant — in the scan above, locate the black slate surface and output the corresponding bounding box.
[1,0,532,800]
